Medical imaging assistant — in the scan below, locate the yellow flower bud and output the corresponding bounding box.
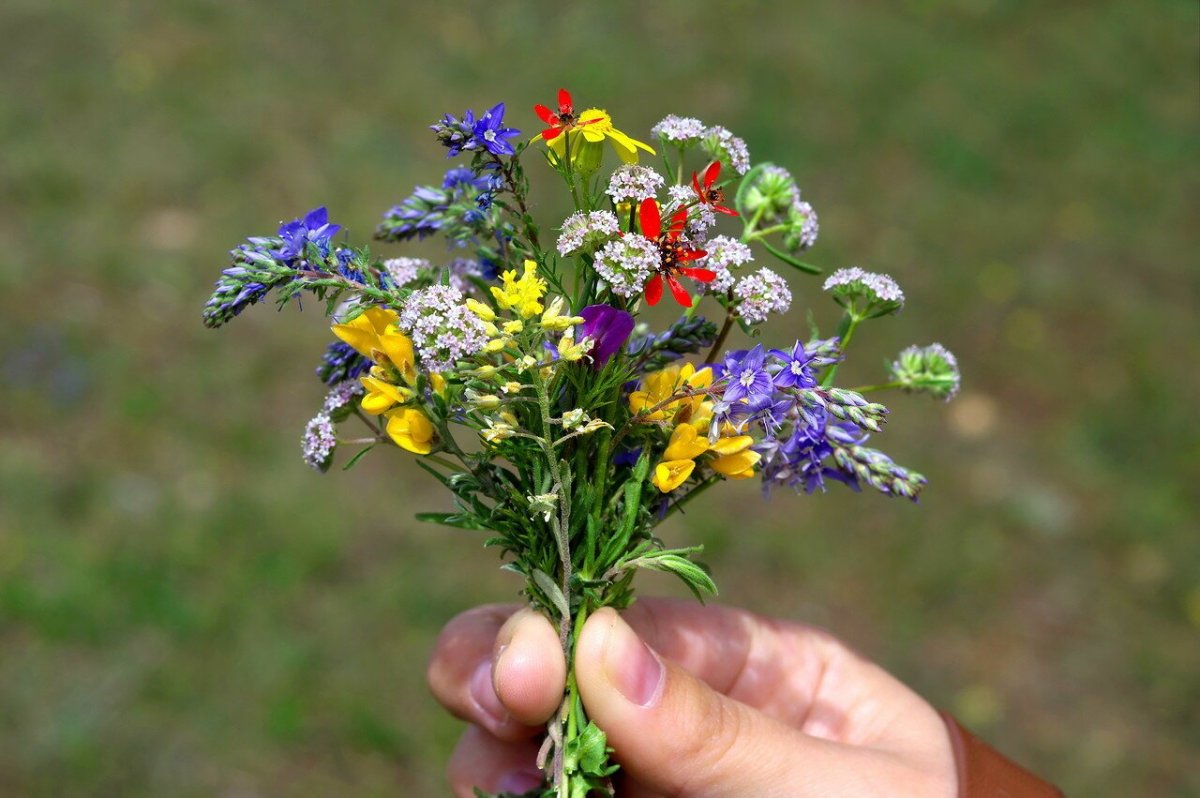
[465,298,496,321]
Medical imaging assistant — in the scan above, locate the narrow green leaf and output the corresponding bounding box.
[532,569,569,619]
[341,444,376,471]
[414,512,485,531]
[761,240,822,274]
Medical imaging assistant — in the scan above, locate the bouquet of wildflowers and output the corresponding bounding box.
[203,89,960,797]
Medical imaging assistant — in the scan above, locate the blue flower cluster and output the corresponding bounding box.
[376,167,504,244]
[711,342,924,499]
[430,103,520,157]
[202,207,346,328]
[316,341,371,386]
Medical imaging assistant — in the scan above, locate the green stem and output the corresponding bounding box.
[740,204,767,242]
[821,314,861,387]
[743,223,789,242]
[703,304,737,364]
[848,380,904,393]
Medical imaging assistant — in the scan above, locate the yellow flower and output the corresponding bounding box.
[556,331,591,362]
[710,449,761,479]
[331,308,416,382]
[361,368,415,415]
[663,424,709,461]
[384,407,435,455]
[651,459,696,492]
[651,425,708,494]
[465,298,496,322]
[548,108,655,169]
[491,260,547,318]
[541,296,585,331]
[429,373,448,398]
[331,308,419,415]
[708,435,760,480]
[629,363,713,422]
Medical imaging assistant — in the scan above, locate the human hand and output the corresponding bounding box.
[428,599,956,797]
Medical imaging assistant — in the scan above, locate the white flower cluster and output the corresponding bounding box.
[606,164,664,204]
[556,210,621,257]
[734,267,792,324]
[703,125,751,175]
[399,284,490,371]
[823,267,905,307]
[383,257,430,288]
[593,235,660,298]
[301,413,336,470]
[651,114,707,144]
[697,235,753,294]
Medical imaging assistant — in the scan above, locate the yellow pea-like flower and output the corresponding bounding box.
[384,407,435,454]
[651,459,696,493]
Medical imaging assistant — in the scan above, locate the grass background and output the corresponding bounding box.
[2,1,1197,795]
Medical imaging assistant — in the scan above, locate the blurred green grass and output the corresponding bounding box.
[1,0,1197,795]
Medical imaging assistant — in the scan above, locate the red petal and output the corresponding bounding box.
[557,88,572,114]
[667,208,688,239]
[534,104,555,124]
[714,204,739,216]
[679,267,717,282]
[691,171,702,197]
[639,198,661,240]
[541,126,564,140]
[666,275,693,307]
[676,248,707,261]
[703,160,720,190]
[645,273,664,306]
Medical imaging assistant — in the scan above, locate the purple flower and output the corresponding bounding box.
[431,109,477,157]
[770,341,818,389]
[579,304,635,368]
[275,206,341,261]
[472,103,520,156]
[720,345,774,404]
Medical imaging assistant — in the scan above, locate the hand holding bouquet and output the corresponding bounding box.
[203,87,959,797]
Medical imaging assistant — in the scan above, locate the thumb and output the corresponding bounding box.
[575,608,833,797]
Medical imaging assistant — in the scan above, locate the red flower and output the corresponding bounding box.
[640,198,715,308]
[691,160,738,216]
[533,88,598,142]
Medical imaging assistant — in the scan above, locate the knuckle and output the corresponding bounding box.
[676,694,748,792]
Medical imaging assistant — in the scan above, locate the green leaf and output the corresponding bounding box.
[341,444,376,471]
[532,569,569,619]
[761,240,822,274]
[414,512,485,531]
[633,551,718,600]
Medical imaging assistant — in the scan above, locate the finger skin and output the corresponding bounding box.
[446,726,543,798]
[426,603,539,741]
[574,608,956,798]
[492,608,568,726]
[433,600,955,797]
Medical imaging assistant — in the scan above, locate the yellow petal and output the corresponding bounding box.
[359,376,409,415]
[663,424,709,461]
[710,450,761,477]
[363,307,399,336]
[429,373,447,397]
[709,435,754,456]
[385,408,434,454]
[378,331,416,383]
[608,126,656,155]
[651,459,695,493]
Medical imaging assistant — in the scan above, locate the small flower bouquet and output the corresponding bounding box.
[203,89,959,797]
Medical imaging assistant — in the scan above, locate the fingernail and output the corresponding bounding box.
[497,768,544,793]
[469,660,508,725]
[603,613,664,707]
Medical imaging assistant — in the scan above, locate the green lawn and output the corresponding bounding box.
[1,1,1197,795]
